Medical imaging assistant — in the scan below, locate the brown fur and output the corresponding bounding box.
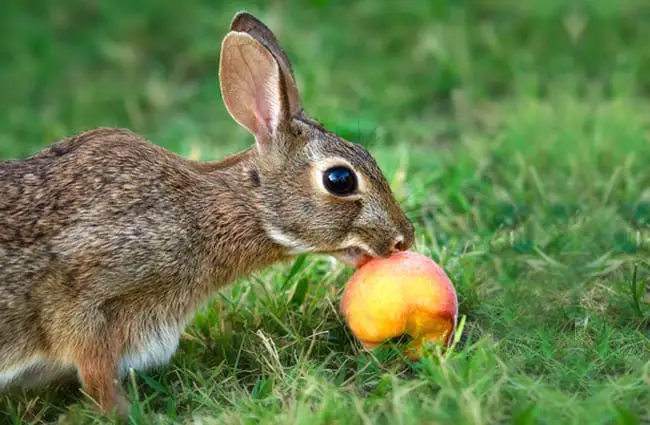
[0,12,413,417]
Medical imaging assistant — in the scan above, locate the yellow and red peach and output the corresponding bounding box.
[340,251,458,359]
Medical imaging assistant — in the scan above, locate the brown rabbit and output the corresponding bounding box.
[0,11,414,416]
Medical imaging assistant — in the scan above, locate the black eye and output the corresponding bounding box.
[323,166,358,196]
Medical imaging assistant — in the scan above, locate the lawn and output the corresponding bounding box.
[1,0,650,424]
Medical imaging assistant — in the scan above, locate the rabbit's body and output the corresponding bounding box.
[0,128,284,389]
[0,12,414,417]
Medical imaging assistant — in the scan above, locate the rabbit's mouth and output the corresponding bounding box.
[331,247,375,269]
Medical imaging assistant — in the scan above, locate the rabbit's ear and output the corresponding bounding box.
[219,13,302,154]
[229,12,301,116]
[219,32,285,153]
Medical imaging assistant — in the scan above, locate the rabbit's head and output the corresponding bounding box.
[219,12,414,267]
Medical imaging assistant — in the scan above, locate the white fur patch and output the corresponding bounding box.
[0,357,44,388]
[265,226,315,254]
[0,356,75,389]
[119,324,182,378]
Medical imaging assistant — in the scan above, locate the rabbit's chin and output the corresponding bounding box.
[330,247,374,269]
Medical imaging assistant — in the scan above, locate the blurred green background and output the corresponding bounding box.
[2,0,650,424]
[1,0,649,159]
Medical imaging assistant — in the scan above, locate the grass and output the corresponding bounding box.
[1,0,650,424]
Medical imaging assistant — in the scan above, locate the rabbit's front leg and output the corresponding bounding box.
[71,332,129,417]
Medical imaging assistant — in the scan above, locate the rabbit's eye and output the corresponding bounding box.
[323,166,357,196]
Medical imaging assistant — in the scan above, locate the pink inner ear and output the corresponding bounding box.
[259,70,282,138]
[221,33,282,153]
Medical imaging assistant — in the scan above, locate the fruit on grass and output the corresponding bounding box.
[340,251,458,359]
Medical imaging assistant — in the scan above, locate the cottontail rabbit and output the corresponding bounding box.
[0,11,414,416]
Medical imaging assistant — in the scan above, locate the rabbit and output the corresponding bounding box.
[0,11,414,417]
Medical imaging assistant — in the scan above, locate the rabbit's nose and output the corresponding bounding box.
[390,234,410,253]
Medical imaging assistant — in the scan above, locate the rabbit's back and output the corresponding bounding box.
[0,128,202,288]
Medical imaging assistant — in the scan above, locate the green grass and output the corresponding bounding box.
[2,0,650,424]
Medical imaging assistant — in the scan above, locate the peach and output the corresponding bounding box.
[340,251,458,360]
